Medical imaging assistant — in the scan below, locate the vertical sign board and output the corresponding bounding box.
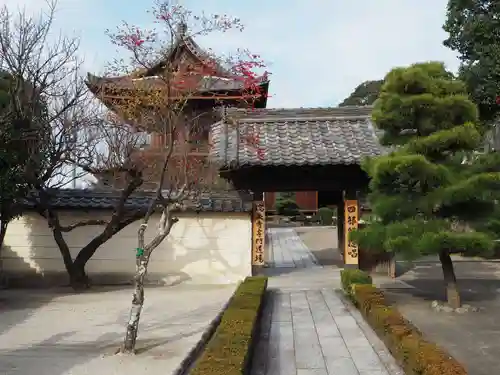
[252,201,265,266]
[344,200,359,266]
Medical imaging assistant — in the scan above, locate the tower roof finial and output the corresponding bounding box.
[176,22,187,39]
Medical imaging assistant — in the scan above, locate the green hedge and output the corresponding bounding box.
[341,269,372,297]
[190,276,268,375]
[340,270,466,375]
[317,207,334,225]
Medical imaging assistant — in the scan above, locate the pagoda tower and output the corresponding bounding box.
[86,24,269,189]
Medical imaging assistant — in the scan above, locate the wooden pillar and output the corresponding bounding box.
[337,201,344,260]
[343,191,359,268]
[252,191,265,275]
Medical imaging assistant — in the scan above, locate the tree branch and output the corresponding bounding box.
[144,205,179,253]
[59,219,109,232]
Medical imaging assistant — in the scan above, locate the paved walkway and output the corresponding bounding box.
[252,227,400,375]
[266,228,320,268]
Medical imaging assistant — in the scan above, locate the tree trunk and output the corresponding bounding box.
[72,215,143,284]
[439,250,461,308]
[69,265,90,290]
[45,213,88,290]
[49,221,83,289]
[121,223,149,354]
[48,208,142,291]
[120,199,176,354]
[0,220,9,284]
[121,253,149,354]
[0,220,7,249]
[68,241,102,290]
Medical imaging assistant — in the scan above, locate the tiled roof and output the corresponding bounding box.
[24,189,253,213]
[86,74,268,94]
[210,106,385,167]
[132,24,232,79]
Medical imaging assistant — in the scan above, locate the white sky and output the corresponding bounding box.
[1,0,460,108]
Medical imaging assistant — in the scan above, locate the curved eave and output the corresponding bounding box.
[86,70,270,111]
[85,73,107,96]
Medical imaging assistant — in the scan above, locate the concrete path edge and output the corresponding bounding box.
[173,294,234,375]
[335,289,405,375]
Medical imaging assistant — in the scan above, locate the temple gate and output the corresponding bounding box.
[209,106,384,272]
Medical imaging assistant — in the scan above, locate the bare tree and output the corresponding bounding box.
[0,1,154,289]
[96,1,269,353]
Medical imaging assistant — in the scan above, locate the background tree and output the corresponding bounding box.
[0,46,50,272]
[275,192,299,216]
[443,0,500,148]
[0,72,32,252]
[351,62,500,308]
[0,2,151,289]
[339,79,383,107]
[103,1,268,353]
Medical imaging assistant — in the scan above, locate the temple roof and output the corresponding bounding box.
[132,23,232,79]
[24,189,252,212]
[86,73,268,95]
[86,23,269,97]
[209,106,385,168]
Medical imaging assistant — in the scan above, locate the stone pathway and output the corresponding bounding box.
[266,228,320,268]
[252,227,399,375]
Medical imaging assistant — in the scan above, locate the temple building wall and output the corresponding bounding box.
[2,211,252,287]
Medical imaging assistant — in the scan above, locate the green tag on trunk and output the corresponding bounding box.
[136,248,144,257]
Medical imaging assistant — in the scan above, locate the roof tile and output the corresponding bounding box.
[210,106,384,167]
[24,189,253,213]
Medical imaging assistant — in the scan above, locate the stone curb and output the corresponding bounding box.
[172,294,234,375]
[335,289,404,375]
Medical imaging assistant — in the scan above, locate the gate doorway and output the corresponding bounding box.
[210,106,383,271]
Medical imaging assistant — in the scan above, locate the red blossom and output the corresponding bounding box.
[130,35,144,47]
[496,96,500,105]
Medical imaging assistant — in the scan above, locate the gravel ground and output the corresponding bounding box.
[0,284,235,375]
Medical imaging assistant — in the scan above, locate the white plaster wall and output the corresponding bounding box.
[1,211,252,286]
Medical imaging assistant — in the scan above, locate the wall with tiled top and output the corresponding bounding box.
[2,211,251,287]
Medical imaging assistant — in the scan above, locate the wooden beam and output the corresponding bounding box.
[221,165,370,192]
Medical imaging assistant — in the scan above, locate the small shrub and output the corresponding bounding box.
[190,276,268,375]
[349,283,466,375]
[340,269,372,297]
[276,199,300,216]
[318,207,334,225]
[293,212,307,222]
[310,212,321,223]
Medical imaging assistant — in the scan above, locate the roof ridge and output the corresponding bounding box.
[224,105,373,113]
[221,106,373,122]
[238,115,371,123]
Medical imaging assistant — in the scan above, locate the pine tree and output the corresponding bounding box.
[351,62,500,308]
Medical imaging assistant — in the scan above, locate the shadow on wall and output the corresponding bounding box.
[165,219,246,284]
[1,211,252,288]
